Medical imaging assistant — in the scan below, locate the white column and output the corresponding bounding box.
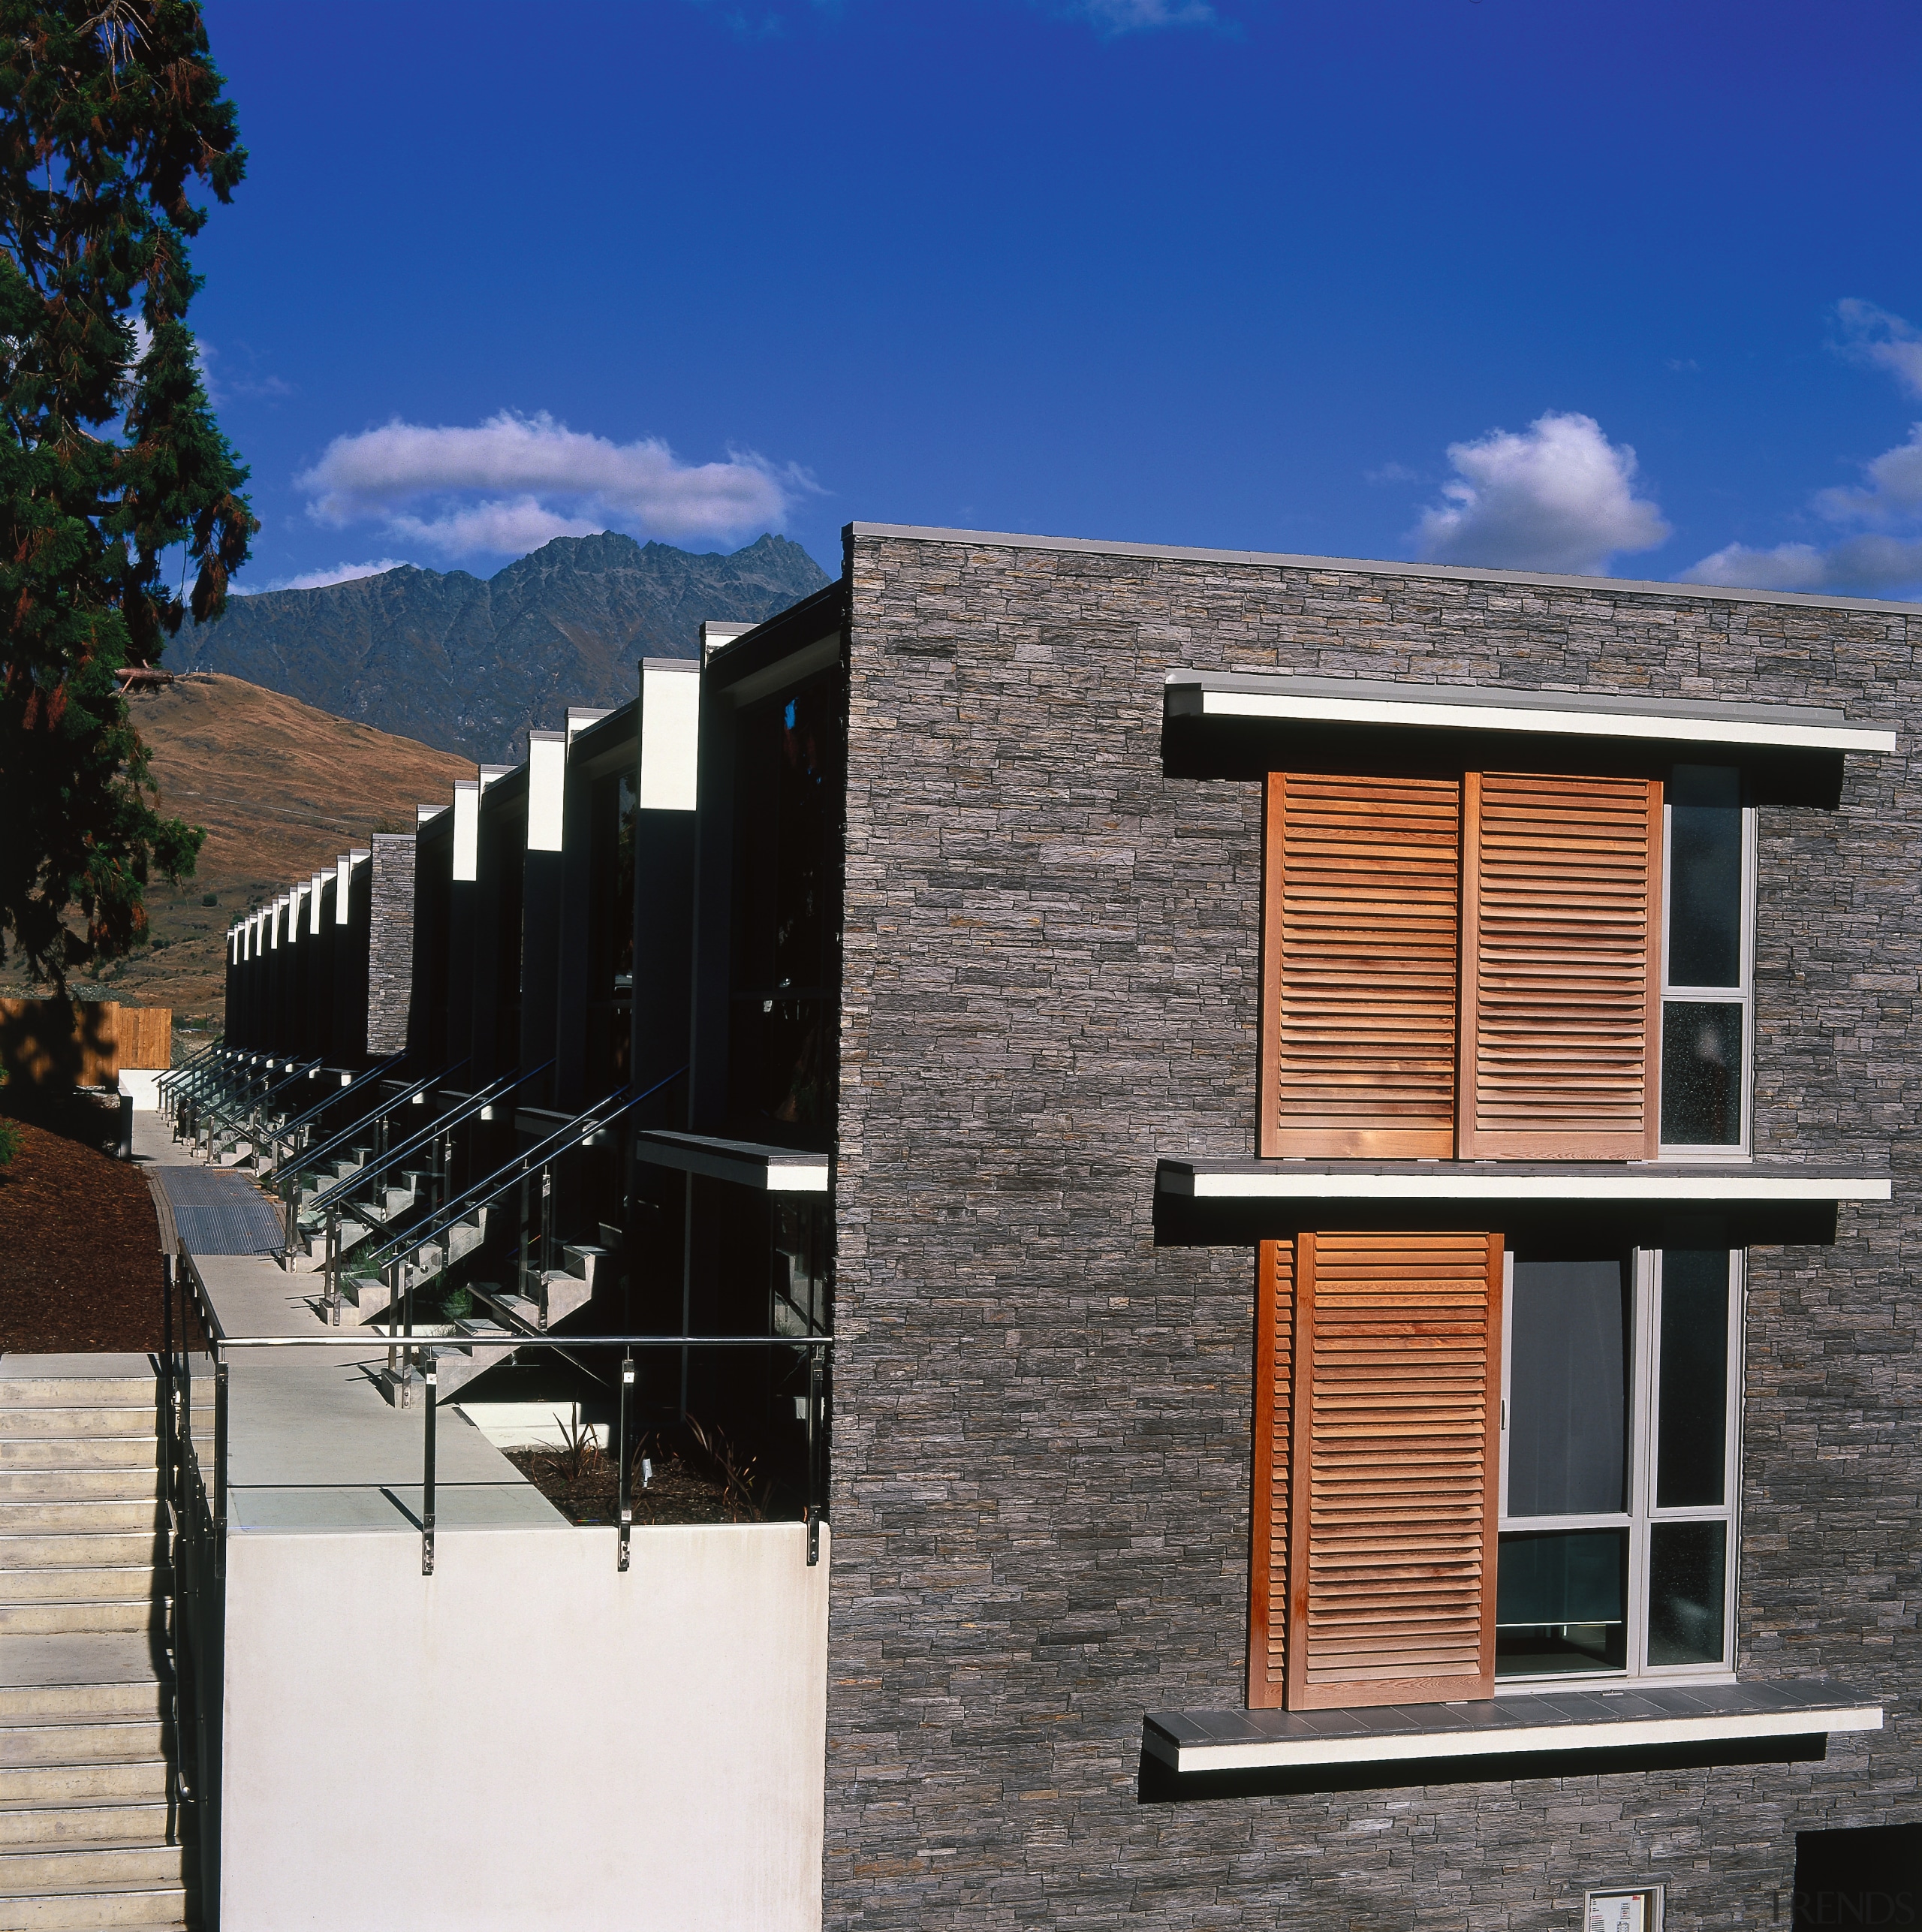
[453,780,480,883]
[528,729,566,852]
[639,659,700,812]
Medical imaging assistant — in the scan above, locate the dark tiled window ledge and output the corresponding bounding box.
[1145,1681,1881,1777]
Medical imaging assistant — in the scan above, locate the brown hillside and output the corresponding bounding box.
[0,674,472,1028]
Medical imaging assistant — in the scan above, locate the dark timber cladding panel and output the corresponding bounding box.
[1262,773,1461,1156]
[1285,1231,1501,1710]
[1459,771,1662,1159]
[1247,1240,1293,1708]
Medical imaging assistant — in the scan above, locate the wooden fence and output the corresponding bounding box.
[0,1001,172,1088]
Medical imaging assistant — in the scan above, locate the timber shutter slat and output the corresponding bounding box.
[1282,1231,1502,1710]
[1261,773,1463,1157]
[1457,771,1662,1159]
[1247,1240,1294,1708]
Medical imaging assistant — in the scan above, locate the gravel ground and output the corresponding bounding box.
[0,1108,166,1353]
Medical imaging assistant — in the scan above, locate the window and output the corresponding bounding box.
[1249,1232,1741,1711]
[1261,761,1755,1162]
[727,671,843,1147]
[1660,765,1754,1155]
[1496,1245,1740,1682]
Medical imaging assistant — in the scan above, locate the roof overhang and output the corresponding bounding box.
[1164,671,1896,755]
[636,1129,831,1194]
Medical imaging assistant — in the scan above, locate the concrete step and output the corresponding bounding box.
[0,1603,167,1638]
[536,1270,592,1327]
[0,1568,167,1608]
[0,1840,188,1891]
[0,1442,158,1474]
[0,1502,166,1536]
[0,1800,171,1849]
[0,1412,158,1442]
[0,1879,187,1928]
[0,1382,158,1410]
[0,1758,169,1807]
[0,1682,169,1724]
[0,1720,167,1769]
[0,1472,165,1504]
[0,1536,168,1569]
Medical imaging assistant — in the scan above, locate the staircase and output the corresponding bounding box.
[0,1361,199,1930]
[378,1237,616,1407]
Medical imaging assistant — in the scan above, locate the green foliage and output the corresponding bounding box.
[0,1117,21,1166]
[0,1,256,984]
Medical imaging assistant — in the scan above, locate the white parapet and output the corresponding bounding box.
[218,1518,830,1932]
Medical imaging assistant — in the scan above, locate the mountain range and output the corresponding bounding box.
[178,532,832,763]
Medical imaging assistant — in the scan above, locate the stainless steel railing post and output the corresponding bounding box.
[421,1361,437,1576]
[617,1352,633,1574]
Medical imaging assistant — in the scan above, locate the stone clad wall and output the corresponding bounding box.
[366,834,417,1056]
[826,531,1917,1929]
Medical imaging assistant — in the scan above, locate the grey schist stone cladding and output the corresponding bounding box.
[366,834,417,1056]
[829,532,1917,1930]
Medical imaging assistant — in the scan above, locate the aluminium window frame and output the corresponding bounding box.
[1656,770,1757,1162]
[1496,1246,1744,1692]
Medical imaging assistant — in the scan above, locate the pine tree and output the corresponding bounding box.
[0,0,254,983]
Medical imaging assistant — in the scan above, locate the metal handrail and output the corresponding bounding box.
[354,1067,684,1289]
[258,1050,407,1177]
[281,1058,468,1203]
[167,1243,831,1582]
[198,1054,324,1146]
[304,1060,544,1219]
[155,1041,221,1096]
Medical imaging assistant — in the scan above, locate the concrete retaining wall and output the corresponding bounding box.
[218,1520,830,1931]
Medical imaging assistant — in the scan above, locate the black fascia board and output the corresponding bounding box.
[478,762,529,816]
[569,698,638,777]
[705,582,848,700]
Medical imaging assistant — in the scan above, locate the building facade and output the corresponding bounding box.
[224,524,1914,1929]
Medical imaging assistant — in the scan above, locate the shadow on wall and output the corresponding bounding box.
[0,1000,128,1156]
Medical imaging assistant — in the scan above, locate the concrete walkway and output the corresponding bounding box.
[131,1116,563,1539]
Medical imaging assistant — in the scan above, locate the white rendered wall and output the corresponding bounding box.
[119,1068,163,1111]
[218,1521,830,1931]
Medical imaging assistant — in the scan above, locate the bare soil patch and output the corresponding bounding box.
[504,1441,767,1528]
[0,1106,164,1353]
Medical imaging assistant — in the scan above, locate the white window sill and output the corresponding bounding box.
[1144,1681,1881,1775]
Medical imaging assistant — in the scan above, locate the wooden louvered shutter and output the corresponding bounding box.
[1261,773,1463,1158]
[1247,1239,1294,1707]
[1283,1230,1502,1711]
[1457,771,1662,1159]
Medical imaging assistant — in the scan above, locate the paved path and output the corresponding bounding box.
[131,1115,562,1539]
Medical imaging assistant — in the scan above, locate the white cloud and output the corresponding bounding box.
[1682,422,1922,598]
[230,559,414,595]
[296,409,806,557]
[1812,422,1922,526]
[1681,306,1922,601]
[1077,0,1216,29]
[1413,411,1670,574]
[1835,298,1922,399]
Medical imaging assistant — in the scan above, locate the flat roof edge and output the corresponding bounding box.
[846,523,1922,619]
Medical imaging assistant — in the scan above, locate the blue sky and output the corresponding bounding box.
[194,0,1922,598]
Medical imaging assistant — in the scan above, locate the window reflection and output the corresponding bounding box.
[1657,1250,1729,1509]
[1647,1521,1726,1666]
[1496,1529,1628,1675]
[728,671,842,1145]
[1508,1258,1630,1517]
[1667,764,1743,987]
[1661,1002,1743,1145]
